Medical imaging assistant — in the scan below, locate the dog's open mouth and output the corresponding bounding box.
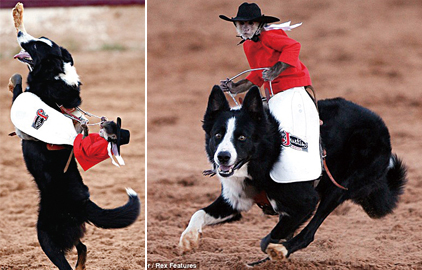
[218,164,235,177]
[14,49,33,66]
[216,159,248,177]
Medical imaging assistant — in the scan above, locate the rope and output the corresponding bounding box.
[228,91,239,106]
[62,113,102,126]
[58,104,104,126]
[323,149,348,190]
[228,67,268,81]
[76,107,102,119]
[226,67,273,105]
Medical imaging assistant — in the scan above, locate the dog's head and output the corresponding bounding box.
[203,85,267,178]
[14,31,81,109]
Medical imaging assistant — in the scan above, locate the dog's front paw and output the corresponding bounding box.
[178,228,201,254]
[266,243,288,261]
[8,74,22,93]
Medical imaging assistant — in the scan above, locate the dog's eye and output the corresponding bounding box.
[215,133,222,139]
[238,135,246,141]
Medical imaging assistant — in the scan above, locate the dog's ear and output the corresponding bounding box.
[203,85,230,133]
[206,85,230,113]
[242,86,264,122]
[60,47,74,65]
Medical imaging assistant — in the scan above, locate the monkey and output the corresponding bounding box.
[81,117,118,142]
[235,20,261,40]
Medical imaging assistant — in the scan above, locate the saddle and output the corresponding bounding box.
[10,92,79,145]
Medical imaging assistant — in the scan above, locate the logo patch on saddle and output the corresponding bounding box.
[281,130,308,152]
[32,109,49,130]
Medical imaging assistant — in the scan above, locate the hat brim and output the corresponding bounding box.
[219,14,279,23]
[115,117,130,155]
[116,117,122,154]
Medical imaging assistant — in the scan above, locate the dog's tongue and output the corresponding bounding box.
[14,49,31,60]
[219,165,232,171]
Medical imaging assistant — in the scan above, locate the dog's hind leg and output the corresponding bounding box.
[75,241,87,270]
[279,186,347,258]
[37,228,73,270]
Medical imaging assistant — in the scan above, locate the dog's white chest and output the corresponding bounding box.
[219,165,255,212]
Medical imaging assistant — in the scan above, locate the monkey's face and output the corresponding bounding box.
[99,120,118,142]
[235,21,260,40]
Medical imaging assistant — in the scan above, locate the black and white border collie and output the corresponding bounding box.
[14,31,82,110]
[10,31,140,270]
[179,85,407,261]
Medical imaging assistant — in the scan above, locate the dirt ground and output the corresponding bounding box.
[0,5,145,270]
[147,0,422,269]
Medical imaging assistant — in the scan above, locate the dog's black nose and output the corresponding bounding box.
[17,31,23,37]
[217,151,231,164]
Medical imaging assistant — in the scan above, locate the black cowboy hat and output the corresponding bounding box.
[116,117,130,154]
[219,2,279,24]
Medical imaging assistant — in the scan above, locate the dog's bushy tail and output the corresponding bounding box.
[360,154,407,218]
[86,188,140,229]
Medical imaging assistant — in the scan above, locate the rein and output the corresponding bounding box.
[202,158,249,177]
[227,67,272,106]
[76,107,103,121]
[322,149,348,190]
[57,104,104,126]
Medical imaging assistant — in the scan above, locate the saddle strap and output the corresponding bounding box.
[323,149,348,190]
[46,144,67,151]
[254,190,278,215]
[306,86,347,191]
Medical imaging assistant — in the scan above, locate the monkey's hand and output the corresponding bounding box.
[219,78,234,92]
[81,120,89,138]
[262,62,290,82]
[220,79,254,95]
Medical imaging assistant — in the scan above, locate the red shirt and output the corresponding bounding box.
[73,133,109,171]
[244,29,311,94]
